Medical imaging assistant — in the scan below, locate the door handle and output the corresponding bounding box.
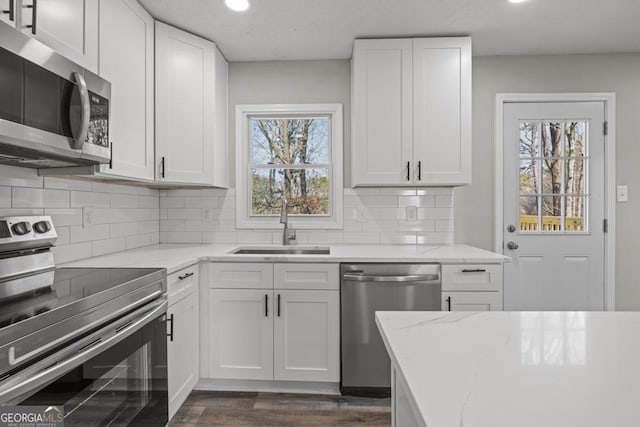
[178,272,194,280]
[343,274,439,282]
[506,241,519,250]
[406,161,410,181]
[417,161,422,181]
[446,296,452,311]
[277,294,281,317]
[264,294,268,317]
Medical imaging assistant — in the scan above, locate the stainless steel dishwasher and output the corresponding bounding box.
[340,263,441,396]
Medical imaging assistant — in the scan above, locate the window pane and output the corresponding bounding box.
[565,158,586,195]
[565,197,586,231]
[251,118,329,165]
[564,121,586,157]
[542,196,562,231]
[520,196,539,232]
[520,121,540,158]
[541,122,564,158]
[542,159,562,194]
[520,158,538,194]
[251,168,329,215]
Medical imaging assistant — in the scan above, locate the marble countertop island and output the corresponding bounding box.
[376,311,640,427]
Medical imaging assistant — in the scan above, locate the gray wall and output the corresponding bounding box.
[227,54,640,309]
[228,60,351,188]
[456,53,640,310]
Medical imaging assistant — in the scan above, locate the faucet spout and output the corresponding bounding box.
[280,198,296,245]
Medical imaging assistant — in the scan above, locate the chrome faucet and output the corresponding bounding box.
[280,199,296,246]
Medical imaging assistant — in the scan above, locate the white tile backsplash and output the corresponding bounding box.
[158,187,455,245]
[0,165,159,263]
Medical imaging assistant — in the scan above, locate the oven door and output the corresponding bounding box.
[0,298,168,427]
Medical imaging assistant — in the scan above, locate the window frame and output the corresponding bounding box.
[235,104,344,230]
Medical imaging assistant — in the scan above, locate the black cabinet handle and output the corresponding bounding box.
[178,272,194,280]
[161,156,165,178]
[167,313,174,342]
[109,141,113,169]
[25,0,36,34]
[265,294,268,317]
[3,0,15,22]
[461,269,487,273]
[277,294,281,317]
[406,161,410,181]
[418,161,422,181]
[446,296,452,312]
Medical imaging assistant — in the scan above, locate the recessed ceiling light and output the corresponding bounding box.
[225,0,249,12]
[509,0,528,3]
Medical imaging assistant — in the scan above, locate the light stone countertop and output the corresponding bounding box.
[62,243,508,274]
[375,311,640,427]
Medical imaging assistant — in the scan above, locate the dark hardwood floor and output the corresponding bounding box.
[169,391,391,426]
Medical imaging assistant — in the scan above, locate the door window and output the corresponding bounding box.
[518,121,589,233]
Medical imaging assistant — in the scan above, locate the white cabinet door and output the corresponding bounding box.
[168,291,198,420]
[155,22,228,186]
[208,289,273,380]
[22,0,98,72]
[97,0,154,180]
[273,290,339,382]
[442,291,503,311]
[352,39,413,186]
[412,37,471,185]
[1,0,17,27]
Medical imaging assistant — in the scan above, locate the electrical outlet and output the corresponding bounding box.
[617,185,629,202]
[202,207,214,222]
[83,207,93,227]
[406,206,417,221]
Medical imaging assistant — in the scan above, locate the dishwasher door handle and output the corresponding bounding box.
[342,274,439,283]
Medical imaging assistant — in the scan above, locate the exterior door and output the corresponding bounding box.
[503,101,606,310]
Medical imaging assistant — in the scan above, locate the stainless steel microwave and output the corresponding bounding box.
[0,22,111,168]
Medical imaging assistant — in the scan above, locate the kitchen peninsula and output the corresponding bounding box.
[376,311,640,427]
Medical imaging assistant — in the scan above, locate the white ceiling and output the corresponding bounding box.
[138,0,640,62]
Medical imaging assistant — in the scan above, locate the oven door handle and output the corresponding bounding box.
[0,296,167,405]
[8,290,164,367]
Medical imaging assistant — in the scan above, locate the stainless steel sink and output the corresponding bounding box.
[230,246,330,255]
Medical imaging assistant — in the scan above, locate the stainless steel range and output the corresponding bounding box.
[0,216,168,426]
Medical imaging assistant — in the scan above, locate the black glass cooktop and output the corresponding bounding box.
[0,267,164,330]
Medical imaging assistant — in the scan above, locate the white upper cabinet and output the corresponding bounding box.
[1,0,18,27]
[352,37,472,187]
[155,22,229,187]
[97,0,154,180]
[351,39,413,186]
[20,0,99,72]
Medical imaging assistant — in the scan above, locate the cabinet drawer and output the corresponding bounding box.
[442,264,502,292]
[442,291,503,311]
[168,264,198,306]
[210,263,273,289]
[274,264,339,290]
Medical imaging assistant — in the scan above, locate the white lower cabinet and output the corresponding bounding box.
[274,290,340,382]
[441,264,503,311]
[208,289,274,380]
[167,266,199,420]
[205,263,340,384]
[442,291,503,311]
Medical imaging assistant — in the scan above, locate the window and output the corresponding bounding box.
[235,104,343,229]
[519,120,589,233]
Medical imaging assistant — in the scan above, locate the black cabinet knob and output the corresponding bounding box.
[33,221,51,234]
[11,222,32,236]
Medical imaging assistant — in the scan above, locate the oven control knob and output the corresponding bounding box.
[11,222,32,236]
[33,221,51,234]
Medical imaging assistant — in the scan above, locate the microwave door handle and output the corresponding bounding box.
[69,71,90,149]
